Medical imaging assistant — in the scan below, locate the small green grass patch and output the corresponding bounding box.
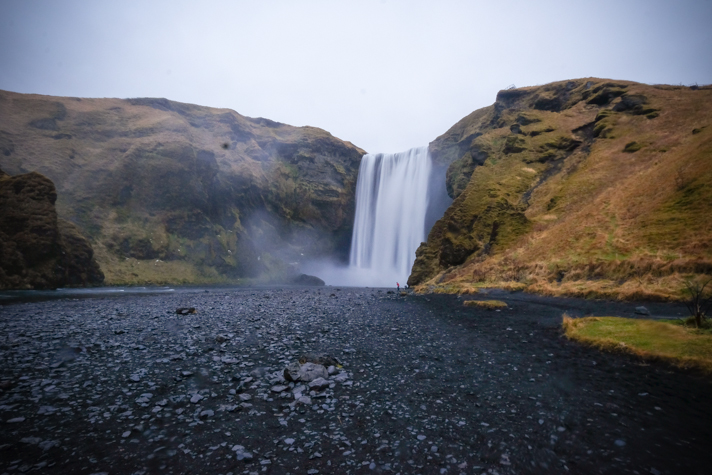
[563,315,712,373]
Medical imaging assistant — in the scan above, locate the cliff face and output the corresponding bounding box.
[410,79,712,300]
[0,91,365,284]
[0,169,104,289]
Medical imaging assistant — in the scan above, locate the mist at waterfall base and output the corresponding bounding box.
[302,147,451,287]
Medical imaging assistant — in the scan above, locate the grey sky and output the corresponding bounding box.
[1,0,711,153]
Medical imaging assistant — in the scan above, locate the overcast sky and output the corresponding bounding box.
[1,0,711,154]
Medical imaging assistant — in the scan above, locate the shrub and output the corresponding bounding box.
[683,278,712,328]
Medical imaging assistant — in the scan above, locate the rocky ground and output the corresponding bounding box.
[0,287,711,475]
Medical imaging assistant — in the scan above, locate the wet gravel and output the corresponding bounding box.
[1,287,711,475]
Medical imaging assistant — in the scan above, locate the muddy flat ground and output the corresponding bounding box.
[0,287,710,475]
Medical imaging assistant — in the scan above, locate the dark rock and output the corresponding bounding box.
[533,95,564,112]
[308,377,329,391]
[613,94,659,116]
[0,169,103,289]
[291,274,325,286]
[298,354,340,367]
[510,124,523,135]
[516,114,541,126]
[298,362,329,382]
[445,141,490,199]
[176,307,196,315]
[623,142,642,153]
[586,85,628,105]
[283,362,301,382]
[283,361,330,383]
[439,236,478,267]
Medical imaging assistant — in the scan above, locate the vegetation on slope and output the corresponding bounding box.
[463,299,507,309]
[0,92,365,285]
[410,79,712,301]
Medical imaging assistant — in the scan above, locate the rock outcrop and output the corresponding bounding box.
[0,91,365,284]
[410,79,712,301]
[0,169,104,289]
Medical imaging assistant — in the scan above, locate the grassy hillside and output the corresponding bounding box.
[410,78,712,301]
[0,91,365,285]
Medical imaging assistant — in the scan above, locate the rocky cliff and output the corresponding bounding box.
[410,78,712,300]
[0,169,104,289]
[0,91,365,285]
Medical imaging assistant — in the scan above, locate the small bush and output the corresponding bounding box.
[683,278,712,328]
[680,316,712,331]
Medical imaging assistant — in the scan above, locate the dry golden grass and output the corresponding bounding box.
[413,282,480,295]
[563,315,712,373]
[413,79,712,301]
[513,84,712,267]
[463,299,508,309]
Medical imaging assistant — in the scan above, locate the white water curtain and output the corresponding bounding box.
[349,147,432,286]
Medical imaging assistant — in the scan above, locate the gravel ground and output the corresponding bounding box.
[0,286,711,475]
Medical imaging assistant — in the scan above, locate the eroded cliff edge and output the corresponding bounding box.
[0,91,365,284]
[410,78,712,300]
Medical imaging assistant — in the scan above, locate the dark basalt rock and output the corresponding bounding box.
[623,141,642,153]
[0,169,104,289]
[291,274,325,286]
[586,86,627,105]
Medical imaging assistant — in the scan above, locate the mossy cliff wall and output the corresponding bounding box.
[410,79,712,301]
[0,91,365,285]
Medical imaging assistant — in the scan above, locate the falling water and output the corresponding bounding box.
[348,147,432,286]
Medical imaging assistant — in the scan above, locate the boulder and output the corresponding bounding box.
[283,361,328,382]
[231,445,253,462]
[0,169,103,289]
[308,377,330,391]
[291,274,326,286]
[283,362,302,382]
[298,362,329,382]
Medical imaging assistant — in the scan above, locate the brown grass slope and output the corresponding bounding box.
[0,91,365,285]
[410,78,712,301]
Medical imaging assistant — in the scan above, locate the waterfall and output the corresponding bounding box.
[348,147,432,286]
